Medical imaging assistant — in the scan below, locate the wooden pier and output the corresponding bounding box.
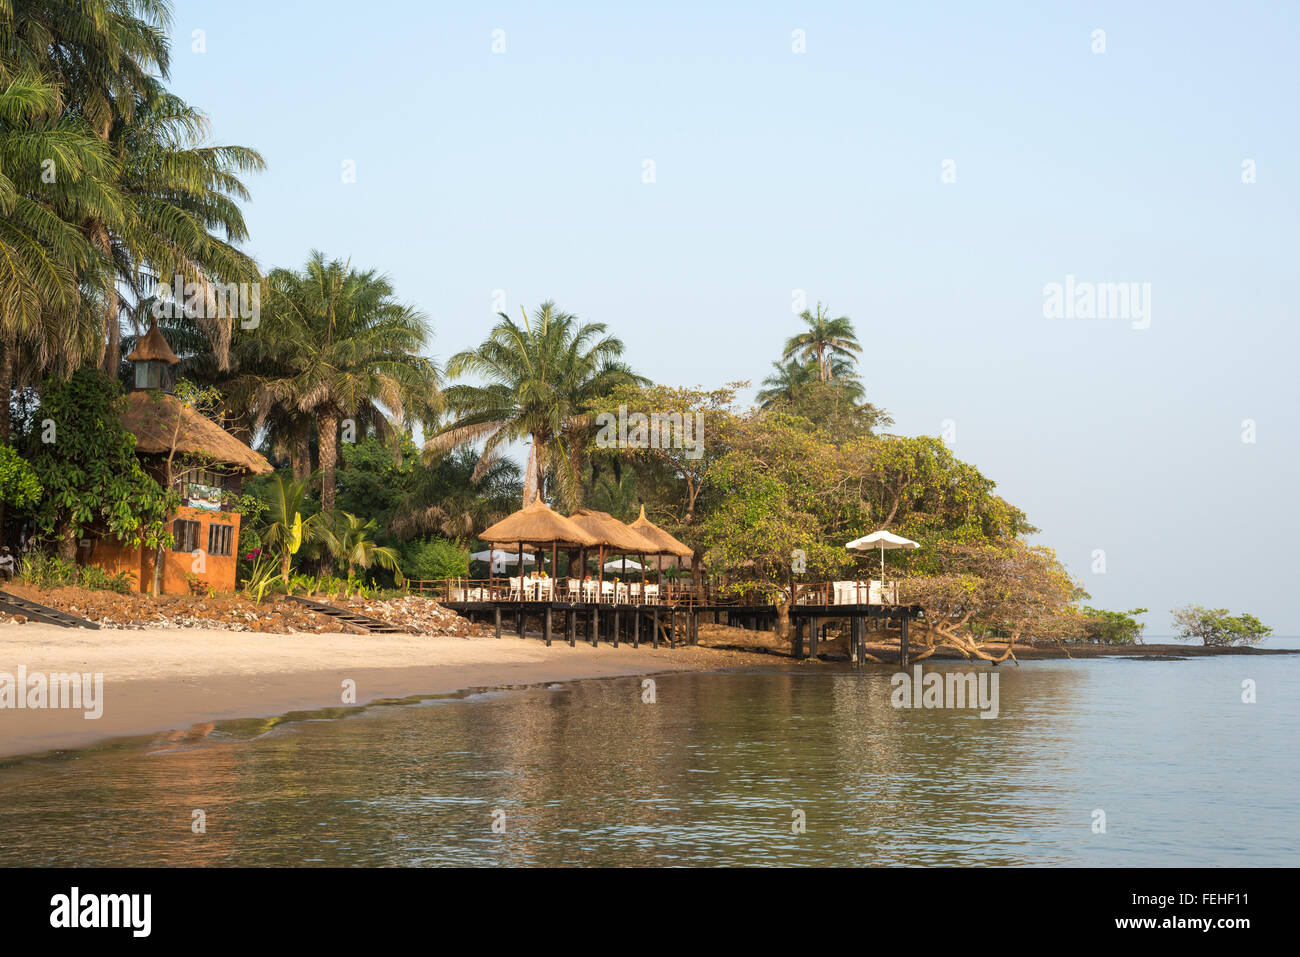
[442,589,922,664]
[445,599,698,649]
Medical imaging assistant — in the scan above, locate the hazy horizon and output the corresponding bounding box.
[166,1,1299,634]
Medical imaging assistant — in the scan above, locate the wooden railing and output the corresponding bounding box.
[405,578,901,608]
[406,577,704,606]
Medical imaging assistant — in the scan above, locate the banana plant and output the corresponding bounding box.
[261,474,328,585]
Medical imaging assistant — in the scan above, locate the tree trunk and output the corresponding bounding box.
[0,329,13,446]
[522,435,540,505]
[291,428,311,482]
[318,409,339,575]
[775,588,791,641]
[0,330,14,537]
[152,544,165,597]
[89,222,119,373]
[319,410,339,510]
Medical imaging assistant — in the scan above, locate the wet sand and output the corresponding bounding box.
[0,623,778,758]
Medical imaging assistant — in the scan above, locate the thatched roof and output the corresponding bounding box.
[569,507,659,553]
[122,391,273,474]
[124,320,180,365]
[629,505,693,557]
[479,501,598,547]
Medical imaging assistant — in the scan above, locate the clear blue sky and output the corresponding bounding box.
[169,1,1299,637]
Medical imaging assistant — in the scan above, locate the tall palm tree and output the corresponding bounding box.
[0,70,120,443]
[230,252,441,516]
[781,302,861,381]
[426,301,644,507]
[98,82,264,372]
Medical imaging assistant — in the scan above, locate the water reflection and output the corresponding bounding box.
[0,656,1294,866]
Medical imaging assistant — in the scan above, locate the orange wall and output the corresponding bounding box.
[87,506,243,594]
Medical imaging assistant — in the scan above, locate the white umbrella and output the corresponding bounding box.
[603,558,644,573]
[845,530,919,578]
[470,549,535,575]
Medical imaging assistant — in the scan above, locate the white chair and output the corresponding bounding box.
[600,580,615,602]
[508,579,523,600]
[582,579,599,602]
[536,579,553,601]
[643,583,660,605]
[630,582,642,603]
[615,582,629,604]
[869,580,897,605]
[566,579,581,601]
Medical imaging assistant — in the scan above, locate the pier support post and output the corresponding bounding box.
[691,611,698,645]
[494,607,501,640]
[850,616,862,663]
[567,608,576,647]
[517,609,525,639]
[809,617,819,659]
[900,615,910,667]
[613,609,620,648]
[651,609,659,649]
[633,609,640,648]
[544,607,552,647]
[590,606,599,647]
[793,618,804,660]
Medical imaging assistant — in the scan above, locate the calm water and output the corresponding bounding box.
[0,656,1296,866]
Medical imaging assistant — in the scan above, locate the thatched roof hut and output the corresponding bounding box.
[479,501,597,547]
[121,391,273,475]
[124,320,181,365]
[629,505,693,558]
[568,507,658,554]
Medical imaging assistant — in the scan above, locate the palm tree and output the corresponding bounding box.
[99,82,264,372]
[0,2,255,373]
[755,359,816,408]
[259,473,330,585]
[781,302,862,381]
[325,511,404,584]
[391,446,522,541]
[0,0,170,141]
[427,301,644,507]
[0,71,121,443]
[230,252,441,517]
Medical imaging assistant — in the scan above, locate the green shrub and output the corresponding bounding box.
[18,552,135,593]
[400,539,469,581]
[1079,606,1147,645]
[0,445,41,508]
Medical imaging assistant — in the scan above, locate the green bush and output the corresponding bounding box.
[0,445,41,508]
[1079,606,1147,645]
[18,552,135,593]
[400,539,469,581]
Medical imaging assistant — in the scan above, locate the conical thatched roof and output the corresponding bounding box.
[629,504,693,557]
[480,500,598,547]
[122,391,272,474]
[568,507,659,553]
[125,320,180,365]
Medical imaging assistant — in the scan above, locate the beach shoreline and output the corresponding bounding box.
[0,623,782,759]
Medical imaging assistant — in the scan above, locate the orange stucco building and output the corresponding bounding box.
[81,322,272,595]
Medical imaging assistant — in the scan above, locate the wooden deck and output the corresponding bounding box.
[446,596,922,663]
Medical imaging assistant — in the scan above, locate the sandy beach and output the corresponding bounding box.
[0,623,778,759]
